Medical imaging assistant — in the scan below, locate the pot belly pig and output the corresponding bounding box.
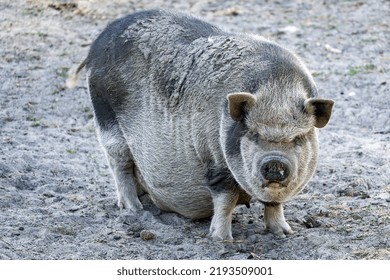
[69,9,334,240]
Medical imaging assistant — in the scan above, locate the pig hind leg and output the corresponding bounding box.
[91,95,143,212]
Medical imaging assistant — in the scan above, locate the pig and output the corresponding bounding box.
[68,9,334,241]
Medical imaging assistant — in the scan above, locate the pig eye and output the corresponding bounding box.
[293,135,306,146]
[249,131,260,143]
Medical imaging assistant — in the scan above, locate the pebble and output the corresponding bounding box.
[302,214,321,228]
[325,44,342,54]
[140,230,156,240]
[218,249,229,256]
[278,25,299,34]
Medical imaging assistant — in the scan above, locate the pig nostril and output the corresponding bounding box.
[261,159,290,182]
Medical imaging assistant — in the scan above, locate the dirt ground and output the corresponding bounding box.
[0,0,389,260]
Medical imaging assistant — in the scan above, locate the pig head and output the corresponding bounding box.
[220,64,334,237]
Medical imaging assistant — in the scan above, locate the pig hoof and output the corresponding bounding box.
[208,229,233,241]
[266,223,294,238]
[118,198,143,213]
[209,234,233,242]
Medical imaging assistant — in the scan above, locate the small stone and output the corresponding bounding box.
[236,243,248,253]
[325,44,342,54]
[278,25,299,34]
[218,249,229,256]
[140,230,156,240]
[302,214,321,228]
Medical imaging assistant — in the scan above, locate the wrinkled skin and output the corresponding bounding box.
[70,9,334,241]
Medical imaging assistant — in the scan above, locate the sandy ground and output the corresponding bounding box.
[0,0,389,260]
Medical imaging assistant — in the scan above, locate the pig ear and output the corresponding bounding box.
[227,92,257,121]
[304,98,334,128]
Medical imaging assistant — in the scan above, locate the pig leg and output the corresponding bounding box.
[263,203,293,237]
[91,92,143,212]
[96,124,143,212]
[106,146,143,211]
[206,169,240,240]
[208,190,239,241]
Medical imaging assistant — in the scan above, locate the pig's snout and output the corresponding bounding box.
[260,157,291,182]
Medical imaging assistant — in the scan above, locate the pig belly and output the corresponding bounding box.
[146,182,214,219]
[128,121,214,219]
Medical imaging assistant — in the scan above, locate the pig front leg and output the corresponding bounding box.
[263,203,293,237]
[208,190,239,241]
[206,169,241,241]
